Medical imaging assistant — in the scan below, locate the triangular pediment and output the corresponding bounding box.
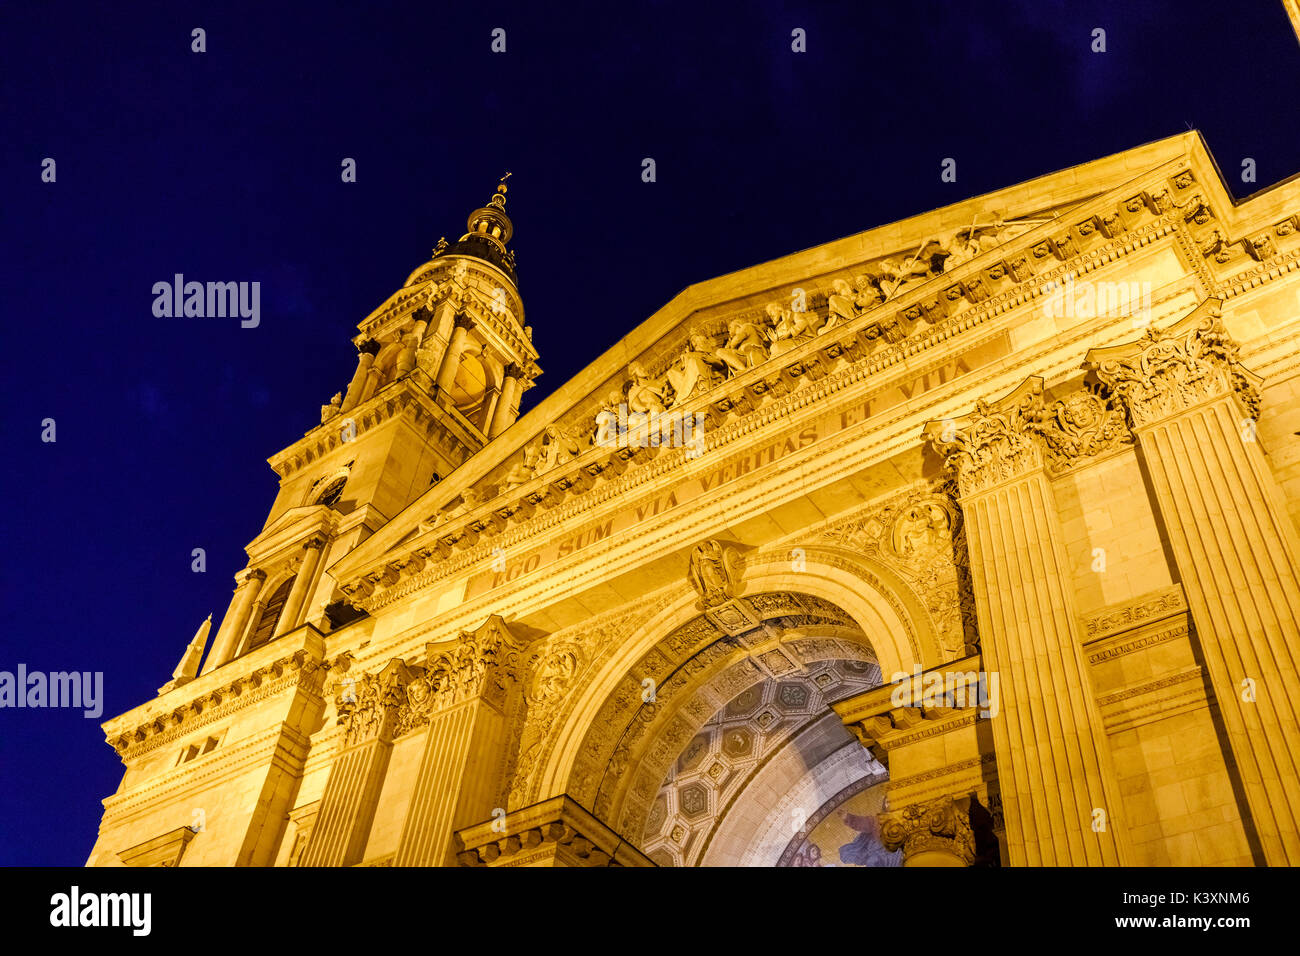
[329,130,1275,598]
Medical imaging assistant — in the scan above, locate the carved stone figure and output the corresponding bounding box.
[714,317,769,373]
[890,499,953,558]
[767,302,817,358]
[825,278,858,331]
[688,540,738,608]
[503,441,541,490]
[853,274,885,312]
[626,362,668,416]
[320,392,342,424]
[666,332,726,407]
[534,424,582,474]
[1030,387,1133,476]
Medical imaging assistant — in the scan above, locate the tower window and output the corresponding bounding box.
[247,578,294,652]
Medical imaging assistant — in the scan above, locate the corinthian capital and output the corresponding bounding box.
[396,616,524,733]
[1084,298,1260,429]
[925,377,1045,497]
[334,658,417,748]
[879,792,976,865]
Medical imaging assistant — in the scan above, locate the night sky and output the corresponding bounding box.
[2,1,1297,866]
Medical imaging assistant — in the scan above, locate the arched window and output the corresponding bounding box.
[246,577,294,652]
[315,477,347,507]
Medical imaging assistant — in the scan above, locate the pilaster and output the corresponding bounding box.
[391,616,526,866]
[926,378,1130,865]
[1087,299,1300,864]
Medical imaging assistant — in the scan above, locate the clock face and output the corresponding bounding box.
[316,478,346,507]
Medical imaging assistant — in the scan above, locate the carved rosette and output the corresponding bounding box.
[1086,302,1260,429]
[879,793,976,865]
[927,378,1045,497]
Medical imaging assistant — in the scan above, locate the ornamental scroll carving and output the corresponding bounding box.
[400,618,524,735]
[927,379,1046,497]
[879,792,977,864]
[1033,384,1133,477]
[821,487,976,658]
[1087,303,1261,429]
[929,377,1138,492]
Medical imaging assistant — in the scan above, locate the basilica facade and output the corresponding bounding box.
[88,131,1300,867]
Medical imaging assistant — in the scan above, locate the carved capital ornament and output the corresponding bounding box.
[1085,299,1261,429]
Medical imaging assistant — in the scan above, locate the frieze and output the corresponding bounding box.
[341,168,1292,611]
[1081,586,1187,642]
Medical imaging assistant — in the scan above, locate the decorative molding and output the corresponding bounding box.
[456,795,653,867]
[1081,586,1187,643]
[117,826,196,868]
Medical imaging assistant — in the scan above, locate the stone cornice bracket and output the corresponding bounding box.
[1084,298,1261,429]
[455,795,655,867]
[879,792,977,865]
[334,658,417,748]
[924,377,1045,498]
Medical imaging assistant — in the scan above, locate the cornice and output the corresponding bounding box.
[101,627,332,762]
[268,379,483,479]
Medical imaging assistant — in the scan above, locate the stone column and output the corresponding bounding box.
[880,793,977,867]
[274,536,327,638]
[435,317,474,395]
[1087,300,1300,865]
[340,347,378,413]
[201,568,266,674]
[926,378,1129,866]
[488,365,521,438]
[395,313,429,379]
[392,616,525,866]
[300,660,413,867]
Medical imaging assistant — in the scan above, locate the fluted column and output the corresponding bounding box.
[1087,300,1300,865]
[926,378,1129,866]
[340,347,377,413]
[435,317,474,395]
[488,365,521,438]
[274,536,327,638]
[392,616,524,866]
[201,568,266,674]
[300,660,413,867]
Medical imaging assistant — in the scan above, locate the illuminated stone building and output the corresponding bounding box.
[89,133,1300,867]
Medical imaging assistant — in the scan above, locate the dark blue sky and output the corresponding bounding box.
[2,1,1297,865]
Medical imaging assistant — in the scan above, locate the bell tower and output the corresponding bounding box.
[195,176,541,676]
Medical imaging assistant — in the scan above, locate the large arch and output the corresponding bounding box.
[531,543,944,863]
